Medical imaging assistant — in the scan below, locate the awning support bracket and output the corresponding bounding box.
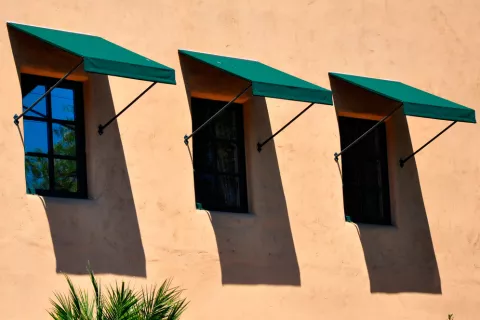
[257,102,315,152]
[399,121,457,168]
[183,83,252,145]
[334,102,403,162]
[14,59,84,125]
[98,82,157,135]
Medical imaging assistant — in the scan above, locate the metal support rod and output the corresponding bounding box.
[14,59,84,125]
[98,82,157,135]
[334,103,403,162]
[257,102,315,152]
[184,83,252,145]
[399,121,457,168]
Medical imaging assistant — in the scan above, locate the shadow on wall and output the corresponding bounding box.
[42,75,146,276]
[9,27,146,276]
[357,113,442,294]
[330,74,441,294]
[208,97,300,286]
[180,54,300,285]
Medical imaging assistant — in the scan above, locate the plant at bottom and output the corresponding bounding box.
[48,266,188,320]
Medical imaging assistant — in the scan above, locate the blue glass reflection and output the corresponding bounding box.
[52,88,74,120]
[24,120,48,154]
[25,156,49,193]
[53,123,76,156]
[22,85,47,118]
[54,159,77,192]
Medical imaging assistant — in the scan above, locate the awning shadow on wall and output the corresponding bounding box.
[208,97,300,286]
[180,55,300,286]
[331,76,441,294]
[42,75,146,276]
[9,28,146,276]
[357,113,442,294]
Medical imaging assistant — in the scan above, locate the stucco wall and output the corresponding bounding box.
[1,0,480,319]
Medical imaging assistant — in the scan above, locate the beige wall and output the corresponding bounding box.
[1,0,480,319]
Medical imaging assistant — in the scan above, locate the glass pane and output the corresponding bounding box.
[24,120,48,154]
[54,159,78,192]
[53,123,76,156]
[194,173,216,208]
[217,175,241,208]
[22,85,47,118]
[25,156,49,193]
[51,88,75,121]
[193,140,215,171]
[214,110,237,139]
[216,141,239,173]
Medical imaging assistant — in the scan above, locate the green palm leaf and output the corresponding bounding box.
[48,266,188,320]
[103,281,138,320]
[138,279,188,320]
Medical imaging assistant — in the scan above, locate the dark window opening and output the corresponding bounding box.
[22,74,87,198]
[339,116,391,225]
[191,98,248,213]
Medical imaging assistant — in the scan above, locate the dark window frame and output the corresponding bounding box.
[21,74,87,199]
[338,116,391,225]
[191,97,248,213]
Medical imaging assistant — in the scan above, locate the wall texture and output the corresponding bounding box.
[1,0,480,319]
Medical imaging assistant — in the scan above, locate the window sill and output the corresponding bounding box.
[346,220,398,230]
[196,209,255,217]
[26,193,91,203]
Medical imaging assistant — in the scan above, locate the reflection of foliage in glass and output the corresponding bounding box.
[53,122,76,156]
[55,159,77,192]
[25,123,78,193]
[25,157,49,192]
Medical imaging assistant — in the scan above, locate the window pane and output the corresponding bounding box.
[54,159,78,192]
[52,88,75,121]
[193,140,215,172]
[194,173,216,207]
[194,174,241,210]
[24,120,48,154]
[217,175,241,208]
[216,141,239,173]
[53,123,76,156]
[339,117,390,225]
[192,98,247,212]
[25,156,49,193]
[22,85,47,118]
[214,110,237,139]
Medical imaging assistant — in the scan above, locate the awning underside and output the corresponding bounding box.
[180,50,332,105]
[8,22,176,84]
[329,72,476,124]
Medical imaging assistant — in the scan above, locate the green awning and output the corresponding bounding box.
[329,72,475,123]
[8,22,176,84]
[179,50,332,105]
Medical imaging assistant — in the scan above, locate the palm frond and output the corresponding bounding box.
[48,266,188,320]
[48,274,94,320]
[138,279,189,320]
[165,298,188,320]
[103,281,138,320]
[48,292,75,320]
[88,264,103,320]
[66,274,93,320]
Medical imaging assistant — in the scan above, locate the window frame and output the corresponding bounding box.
[191,97,248,213]
[21,73,87,199]
[338,116,391,225]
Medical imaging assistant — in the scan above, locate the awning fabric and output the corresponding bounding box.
[329,72,475,123]
[179,50,332,105]
[8,22,176,84]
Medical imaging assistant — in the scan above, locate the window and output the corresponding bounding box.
[191,98,248,213]
[338,116,391,225]
[22,74,87,198]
